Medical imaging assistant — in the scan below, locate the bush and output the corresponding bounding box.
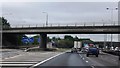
[56,40,74,48]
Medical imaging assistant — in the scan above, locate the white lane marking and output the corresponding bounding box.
[1,61,38,67]
[86,61,88,63]
[79,54,82,58]
[91,65,95,68]
[0,64,33,66]
[30,52,65,68]
[1,62,37,64]
[83,58,85,60]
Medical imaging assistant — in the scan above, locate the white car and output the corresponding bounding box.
[114,47,120,51]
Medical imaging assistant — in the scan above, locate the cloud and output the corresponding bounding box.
[0,0,119,2]
[2,2,118,25]
[2,2,119,42]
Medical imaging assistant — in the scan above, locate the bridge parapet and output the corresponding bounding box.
[4,22,119,29]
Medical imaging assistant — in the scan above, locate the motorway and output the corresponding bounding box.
[34,52,119,68]
[1,51,120,68]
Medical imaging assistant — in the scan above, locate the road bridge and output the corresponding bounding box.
[2,25,120,49]
[3,25,120,34]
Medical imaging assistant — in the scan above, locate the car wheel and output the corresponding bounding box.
[96,54,98,57]
[86,54,89,57]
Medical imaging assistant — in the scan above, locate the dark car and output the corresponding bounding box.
[71,48,77,53]
[86,47,99,57]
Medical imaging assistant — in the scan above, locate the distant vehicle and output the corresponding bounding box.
[114,47,120,52]
[86,44,99,57]
[110,46,114,51]
[73,41,82,52]
[71,48,77,53]
[77,41,82,49]
[81,44,89,53]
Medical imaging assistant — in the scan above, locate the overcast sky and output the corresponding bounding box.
[2,2,118,25]
[1,1,119,42]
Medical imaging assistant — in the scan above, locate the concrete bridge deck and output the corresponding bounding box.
[2,25,120,34]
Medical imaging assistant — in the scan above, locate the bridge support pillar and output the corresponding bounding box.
[40,33,47,50]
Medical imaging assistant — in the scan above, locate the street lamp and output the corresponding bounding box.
[43,12,48,26]
[106,7,118,24]
[106,7,118,48]
[104,34,107,50]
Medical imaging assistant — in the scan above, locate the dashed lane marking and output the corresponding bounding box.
[86,61,89,63]
[91,65,95,68]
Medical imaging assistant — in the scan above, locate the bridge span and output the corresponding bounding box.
[2,25,120,49]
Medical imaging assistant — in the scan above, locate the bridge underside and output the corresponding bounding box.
[3,26,120,34]
[2,32,119,34]
[2,25,120,49]
[2,33,48,49]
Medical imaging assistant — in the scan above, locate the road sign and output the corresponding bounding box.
[29,37,34,43]
[37,38,40,43]
[22,38,29,44]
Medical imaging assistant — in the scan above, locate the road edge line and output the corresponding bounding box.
[30,52,65,68]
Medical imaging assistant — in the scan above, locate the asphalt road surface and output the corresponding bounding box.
[34,52,119,68]
[1,51,120,68]
[34,52,92,68]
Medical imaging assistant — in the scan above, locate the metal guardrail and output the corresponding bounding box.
[3,22,120,28]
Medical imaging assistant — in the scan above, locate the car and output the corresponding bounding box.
[71,48,77,53]
[86,44,99,57]
[114,47,120,52]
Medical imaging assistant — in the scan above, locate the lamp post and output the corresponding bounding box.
[106,7,118,47]
[104,34,107,50]
[43,12,48,26]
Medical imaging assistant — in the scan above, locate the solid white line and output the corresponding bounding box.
[0,64,33,66]
[30,52,65,68]
[1,62,37,64]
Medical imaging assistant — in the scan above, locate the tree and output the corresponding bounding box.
[18,34,25,45]
[64,35,74,41]
[57,39,74,48]
[74,36,79,41]
[47,37,51,42]
[1,17,10,28]
[52,37,57,41]
[33,35,40,45]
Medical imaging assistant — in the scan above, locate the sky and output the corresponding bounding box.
[1,0,120,42]
[0,0,119,2]
[2,2,118,26]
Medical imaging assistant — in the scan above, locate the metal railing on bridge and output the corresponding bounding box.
[3,22,119,28]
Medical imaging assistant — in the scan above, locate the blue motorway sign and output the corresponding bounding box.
[37,38,40,43]
[22,36,40,44]
[29,37,34,43]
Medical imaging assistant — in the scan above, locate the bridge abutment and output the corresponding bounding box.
[39,33,47,50]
